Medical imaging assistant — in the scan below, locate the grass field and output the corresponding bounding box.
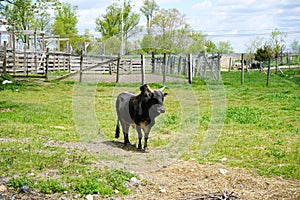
[0,69,299,197]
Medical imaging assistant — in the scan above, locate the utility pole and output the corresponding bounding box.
[120,0,124,55]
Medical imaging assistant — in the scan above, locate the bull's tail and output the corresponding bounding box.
[115,119,120,138]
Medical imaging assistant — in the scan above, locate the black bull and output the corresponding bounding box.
[115,84,168,150]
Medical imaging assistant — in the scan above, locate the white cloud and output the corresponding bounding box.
[192,0,213,9]
[60,0,300,52]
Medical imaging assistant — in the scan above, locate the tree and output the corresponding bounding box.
[290,40,300,54]
[150,8,187,52]
[269,28,286,70]
[151,8,186,37]
[140,34,157,53]
[1,0,59,47]
[140,0,159,35]
[269,28,286,58]
[217,41,234,54]
[187,30,207,54]
[95,0,140,54]
[205,40,217,53]
[255,44,273,62]
[52,3,78,37]
[32,12,52,32]
[52,2,79,52]
[245,36,264,61]
[3,0,36,43]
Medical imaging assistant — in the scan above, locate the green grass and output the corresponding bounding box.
[0,80,136,196]
[0,69,299,197]
[192,70,300,179]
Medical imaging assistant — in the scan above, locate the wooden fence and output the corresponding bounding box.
[0,43,119,78]
[0,42,222,83]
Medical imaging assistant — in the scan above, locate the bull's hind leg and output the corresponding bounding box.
[123,132,130,146]
[136,126,143,150]
[121,123,130,146]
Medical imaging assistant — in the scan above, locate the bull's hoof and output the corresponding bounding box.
[137,144,143,151]
[123,142,131,148]
[144,147,149,152]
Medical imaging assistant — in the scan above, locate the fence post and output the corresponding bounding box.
[177,55,182,75]
[217,53,221,81]
[166,53,171,74]
[116,54,120,83]
[241,53,244,85]
[24,44,28,76]
[228,57,232,72]
[45,48,49,79]
[3,41,7,74]
[141,54,145,85]
[163,53,167,83]
[12,23,16,75]
[34,29,38,73]
[79,50,83,83]
[151,52,155,73]
[188,54,192,84]
[129,58,132,74]
[266,58,271,86]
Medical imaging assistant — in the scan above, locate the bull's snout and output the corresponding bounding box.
[158,106,165,113]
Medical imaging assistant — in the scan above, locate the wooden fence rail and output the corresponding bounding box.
[1,46,223,83]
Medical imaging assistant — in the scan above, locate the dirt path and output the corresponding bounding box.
[49,139,300,199]
[122,160,300,200]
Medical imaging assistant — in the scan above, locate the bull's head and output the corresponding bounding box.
[140,84,168,117]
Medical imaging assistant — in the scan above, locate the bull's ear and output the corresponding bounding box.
[164,93,168,97]
[140,84,148,93]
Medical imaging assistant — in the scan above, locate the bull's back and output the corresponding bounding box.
[116,92,135,123]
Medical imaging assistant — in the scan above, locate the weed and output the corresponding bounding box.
[37,179,67,194]
[226,106,262,124]
[7,176,33,188]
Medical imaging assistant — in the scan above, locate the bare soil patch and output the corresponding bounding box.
[124,160,300,200]
[1,140,300,200]
[71,73,186,83]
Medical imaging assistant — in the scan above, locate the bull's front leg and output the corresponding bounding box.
[144,137,148,151]
[136,126,143,150]
[143,126,152,151]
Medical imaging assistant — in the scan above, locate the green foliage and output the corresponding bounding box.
[217,41,235,54]
[2,0,59,43]
[52,2,79,52]
[270,28,287,58]
[95,1,140,43]
[105,169,135,194]
[205,40,218,53]
[0,74,13,81]
[0,80,25,91]
[101,36,122,55]
[70,176,113,195]
[69,169,134,195]
[37,179,67,194]
[7,176,33,188]
[290,39,300,53]
[255,44,274,61]
[3,0,35,42]
[226,106,262,124]
[140,0,159,35]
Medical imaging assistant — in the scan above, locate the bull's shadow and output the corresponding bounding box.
[102,140,148,153]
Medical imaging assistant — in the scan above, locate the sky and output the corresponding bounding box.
[63,0,300,53]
